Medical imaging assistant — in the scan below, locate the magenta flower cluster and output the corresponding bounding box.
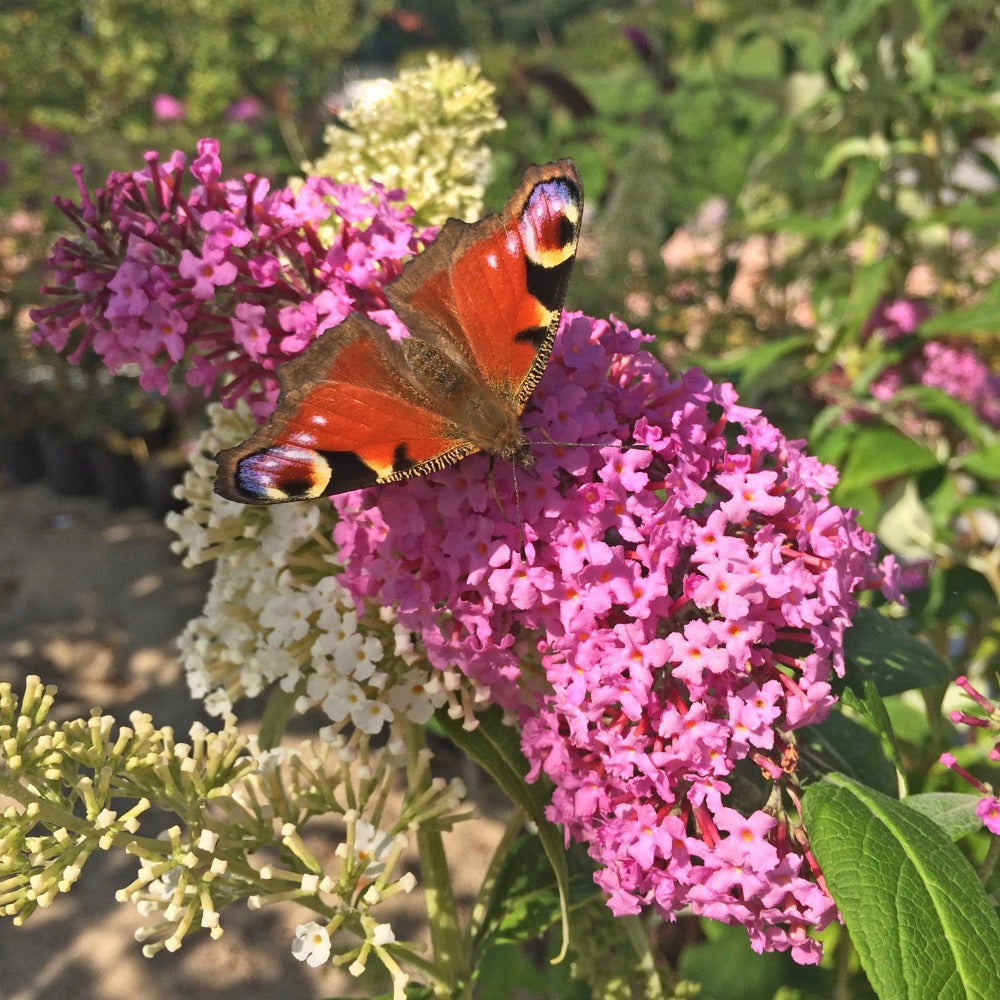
[333,312,900,963]
[31,139,431,418]
[865,298,1000,429]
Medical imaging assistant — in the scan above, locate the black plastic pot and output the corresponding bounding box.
[38,428,99,495]
[90,443,146,510]
[140,452,187,518]
[0,428,46,483]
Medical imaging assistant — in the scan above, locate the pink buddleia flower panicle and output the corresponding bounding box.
[31,139,434,418]
[333,312,901,964]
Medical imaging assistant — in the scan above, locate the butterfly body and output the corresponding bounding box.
[215,160,582,504]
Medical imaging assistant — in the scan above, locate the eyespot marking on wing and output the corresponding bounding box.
[234,445,332,502]
[519,177,581,270]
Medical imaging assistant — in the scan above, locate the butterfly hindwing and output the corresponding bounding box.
[214,160,583,505]
[215,315,472,503]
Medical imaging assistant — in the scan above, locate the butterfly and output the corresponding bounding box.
[214,159,583,505]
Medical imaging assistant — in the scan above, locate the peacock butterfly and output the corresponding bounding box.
[214,160,583,505]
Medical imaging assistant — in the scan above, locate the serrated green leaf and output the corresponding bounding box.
[434,707,572,962]
[843,608,952,696]
[903,793,987,841]
[836,426,939,492]
[803,775,1000,1000]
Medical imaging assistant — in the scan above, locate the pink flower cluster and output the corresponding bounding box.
[333,312,900,963]
[866,299,1000,429]
[941,675,1000,837]
[33,140,903,963]
[31,139,431,418]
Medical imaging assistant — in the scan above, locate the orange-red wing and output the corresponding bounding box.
[214,315,472,504]
[385,160,582,407]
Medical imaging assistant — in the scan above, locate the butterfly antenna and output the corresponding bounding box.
[534,424,652,452]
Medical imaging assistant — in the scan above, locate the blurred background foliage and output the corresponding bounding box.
[2,2,999,995]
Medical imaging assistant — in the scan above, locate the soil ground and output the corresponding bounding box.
[0,480,502,1000]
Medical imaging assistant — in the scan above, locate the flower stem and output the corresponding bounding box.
[403,720,470,996]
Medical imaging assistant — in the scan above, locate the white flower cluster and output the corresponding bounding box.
[306,53,505,227]
[118,733,462,992]
[167,404,452,735]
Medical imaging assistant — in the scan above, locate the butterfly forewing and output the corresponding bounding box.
[214,160,583,505]
[388,159,582,407]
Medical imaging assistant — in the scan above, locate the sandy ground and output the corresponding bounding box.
[0,481,503,999]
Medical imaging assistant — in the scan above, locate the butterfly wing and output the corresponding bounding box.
[214,160,584,506]
[385,159,583,410]
[214,314,475,504]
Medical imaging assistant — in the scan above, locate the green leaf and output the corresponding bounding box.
[843,257,892,339]
[811,418,857,467]
[839,158,881,215]
[893,386,991,445]
[833,482,882,530]
[957,440,1000,482]
[326,986,435,1000]
[818,136,880,178]
[799,707,898,796]
[257,685,298,750]
[918,296,1000,336]
[435,706,572,962]
[803,775,1000,1000]
[474,942,587,1000]
[840,678,905,785]
[903,793,987,841]
[877,480,938,563]
[472,836,599,958]
[843,608,952,696]
[678,923,791,999]
[827,0,890,41]
[728,333,812,388]
[836,427,939,492]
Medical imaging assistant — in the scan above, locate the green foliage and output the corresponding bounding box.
[843,608,953,697]
[804,775,1000,1000]
[0,0,387,136]
[0,0,389,215]
[435,705,572,962]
